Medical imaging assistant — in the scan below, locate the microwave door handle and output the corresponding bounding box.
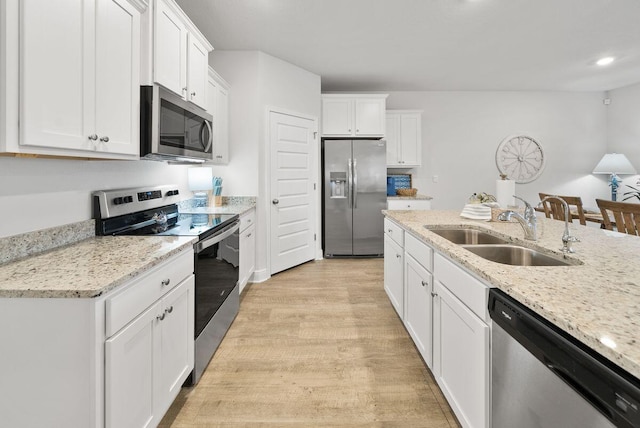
[202,120,213,153]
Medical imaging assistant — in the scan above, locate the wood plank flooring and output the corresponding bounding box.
[159,258,460,427]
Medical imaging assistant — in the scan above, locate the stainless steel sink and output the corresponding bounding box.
[461,244,576,267]
[427,228,509,245]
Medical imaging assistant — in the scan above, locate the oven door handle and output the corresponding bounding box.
[194,220,240,253]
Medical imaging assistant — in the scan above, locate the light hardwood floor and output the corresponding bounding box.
[160,258,460,427]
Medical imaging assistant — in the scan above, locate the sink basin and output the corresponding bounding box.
[427,228,509,245]
[461,244,574,267]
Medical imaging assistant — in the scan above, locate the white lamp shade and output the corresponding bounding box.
[188,167,213,191]
[592,153,637,175]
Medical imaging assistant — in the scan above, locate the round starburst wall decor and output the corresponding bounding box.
[495,135,545,183]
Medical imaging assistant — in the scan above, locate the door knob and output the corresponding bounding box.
[272,199,279,205]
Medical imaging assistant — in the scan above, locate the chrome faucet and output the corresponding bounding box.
[497,196,538,240]
[538,195,580,253]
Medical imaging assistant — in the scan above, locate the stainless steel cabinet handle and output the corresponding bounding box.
[431,292,438,297]
[100,136,109,143]
[356,129,360,132]
[157,312,166,321]
[246,233,252,238]
[88,134,98,141]
[387,229,392,232]
[191,92,196,97]
[161,278,171,287]
[216,155,223,158]
[165,306,174,314]
[272,199,279,205]
[396,254,401,259]
[182,87,187,93]
[421,280,428,287]
[353,159,358,208]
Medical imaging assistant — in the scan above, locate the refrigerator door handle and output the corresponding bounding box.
[353,159,358,209]
[347,158,352,208]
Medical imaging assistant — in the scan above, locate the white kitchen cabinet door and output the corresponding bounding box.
[404,254,433,368]
[322,97,353,136]
[187,35,208,109]
[207,68,230,164]
[239,223,256,293]
[154,0,188,97]
[384,233,404,319]
[433,281,489,428]
[158,276,194,416]
[20,0,95,151]
[354,97,385,136]
[385,114,401,164]
[95,0,140,155]
[20,0,141,156]
[399,113,421,166]
[105,301,161,428]
[386,110,422,167]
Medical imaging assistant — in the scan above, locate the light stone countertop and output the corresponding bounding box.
[179,196,256,216]
[384,209,640,380]
[387,194,433,200]
[0,235,196,298]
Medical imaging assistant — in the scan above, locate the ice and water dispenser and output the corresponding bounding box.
[329,172,347,198]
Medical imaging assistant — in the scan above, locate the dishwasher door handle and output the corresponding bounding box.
[545,362,614,420]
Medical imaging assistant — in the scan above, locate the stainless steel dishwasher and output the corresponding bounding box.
[488,289,640,428]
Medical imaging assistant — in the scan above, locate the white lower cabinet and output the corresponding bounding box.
[384,229,404,318]
[433,254,490,428]
[0,247,194,428]
[104,257,195,428]
[239,221,256,293]
[383,219,490,428]
[403,233,434,368]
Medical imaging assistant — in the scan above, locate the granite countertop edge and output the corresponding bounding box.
[0,236,197,299]
[383,209,640,381]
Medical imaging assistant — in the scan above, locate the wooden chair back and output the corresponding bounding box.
[596,199,640,235]
[538,193,587,226]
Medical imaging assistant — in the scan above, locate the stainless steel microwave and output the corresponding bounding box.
[140,85,213,162]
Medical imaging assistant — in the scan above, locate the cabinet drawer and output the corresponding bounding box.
[106,249,194,337]
[388,199,431,210]
[434,253,489,322]
[384,218,404,246]
[240,209,255,232]
[405,233,433,272]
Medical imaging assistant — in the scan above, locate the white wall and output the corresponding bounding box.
[210,50,321,281]
[385,91,609,210]
[0,157,193,237]
[606,81,640,200]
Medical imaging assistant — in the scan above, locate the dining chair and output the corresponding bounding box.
[538,193,587,226]
[595,199,640,235]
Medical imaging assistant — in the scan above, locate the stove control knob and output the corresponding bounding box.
[124,196,133,203]
[113,197,123,205]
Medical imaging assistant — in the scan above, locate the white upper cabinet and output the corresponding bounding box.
[321,94,388,137]
[154,0,188,96]
[386,110,422,167]
[152,0,212,110]
[207,67,230,164]
[15,0,142,158]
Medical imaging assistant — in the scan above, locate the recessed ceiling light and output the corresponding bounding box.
[596,57,615,66]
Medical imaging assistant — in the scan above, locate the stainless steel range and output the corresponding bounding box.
[93,185,240,385]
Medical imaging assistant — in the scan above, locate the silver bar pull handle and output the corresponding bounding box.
[353,158,358,209]
[347,159,353,208]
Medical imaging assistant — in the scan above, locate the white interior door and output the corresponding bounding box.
[269,111,317,275]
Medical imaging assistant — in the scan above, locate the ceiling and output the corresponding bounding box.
[176,0,640,92]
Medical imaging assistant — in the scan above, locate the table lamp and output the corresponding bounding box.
[592,153,637,201]
[188,167,213,225]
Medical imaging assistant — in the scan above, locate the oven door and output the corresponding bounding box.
[190,220,240,384]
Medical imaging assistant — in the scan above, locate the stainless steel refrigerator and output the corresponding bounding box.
[323,139,387,257]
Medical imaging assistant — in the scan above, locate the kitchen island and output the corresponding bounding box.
[384,209,640,427]
[384,209,640,379]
